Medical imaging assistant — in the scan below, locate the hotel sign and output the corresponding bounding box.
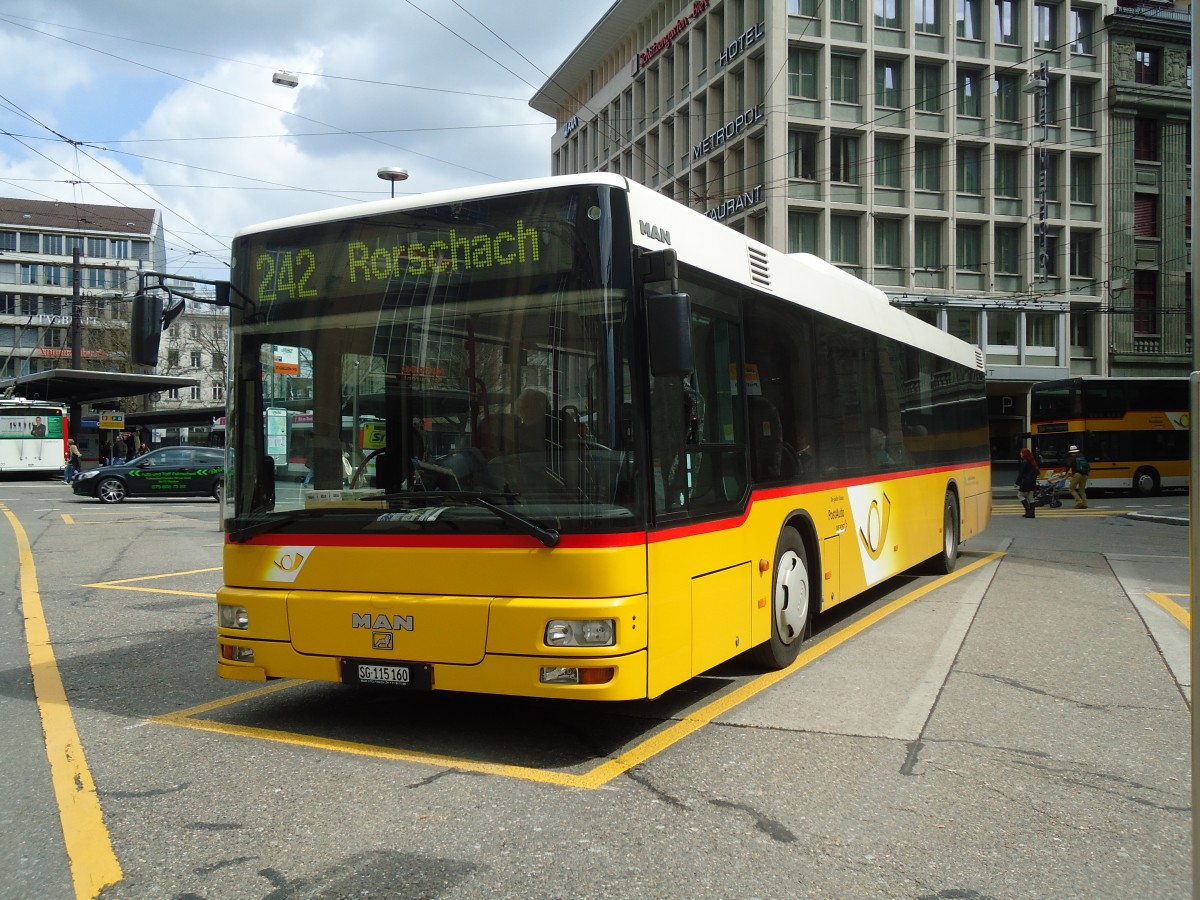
[692,105,763,159]
[716,22,764,67]
[631,0,709,75]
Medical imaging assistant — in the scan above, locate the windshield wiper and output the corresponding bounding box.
[228,508,352,544]
[362,490,560,548]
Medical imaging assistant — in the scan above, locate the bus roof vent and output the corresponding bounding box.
[747,245,771,289]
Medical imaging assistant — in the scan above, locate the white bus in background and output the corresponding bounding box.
[0,398,67,476]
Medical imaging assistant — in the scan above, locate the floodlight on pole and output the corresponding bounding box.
[377,166,409,198]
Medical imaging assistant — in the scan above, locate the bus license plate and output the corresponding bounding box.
[342,660,432,689]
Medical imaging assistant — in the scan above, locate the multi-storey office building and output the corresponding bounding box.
[0,197,166,380]
[532,0,1191,460]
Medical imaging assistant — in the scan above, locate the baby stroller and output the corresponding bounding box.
[1032,473,1065,508]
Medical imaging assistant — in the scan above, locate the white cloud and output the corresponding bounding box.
[0,0,610,280]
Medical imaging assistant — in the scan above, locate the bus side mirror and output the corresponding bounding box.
[647,292,694,377]
[130,293,164,366]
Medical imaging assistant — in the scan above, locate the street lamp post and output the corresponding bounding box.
[377,166,409,198]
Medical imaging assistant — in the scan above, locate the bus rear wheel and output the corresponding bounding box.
[925,490,959,575]
[752,526,810,670]
[1132,467,1159,497]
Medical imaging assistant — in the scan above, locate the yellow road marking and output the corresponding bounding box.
[85,567,220,587]
[154,551,1006,790]
[1145,591,1190,629]
[0,504,122,897]
[61,513,74,525]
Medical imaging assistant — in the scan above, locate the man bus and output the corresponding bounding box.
[136,174,991,700]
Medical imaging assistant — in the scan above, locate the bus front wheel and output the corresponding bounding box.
[752,526,811,670]
[925,490,959,575]
[1132,467,1160,497]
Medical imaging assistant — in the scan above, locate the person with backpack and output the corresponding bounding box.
[63,438,82,483]
[1066,445,1090,509]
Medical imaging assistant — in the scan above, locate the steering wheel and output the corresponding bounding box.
[350,448,385,489]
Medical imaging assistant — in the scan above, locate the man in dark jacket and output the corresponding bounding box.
[1014,447,1040,518]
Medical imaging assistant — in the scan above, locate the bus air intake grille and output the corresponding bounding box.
[748,246,771,290]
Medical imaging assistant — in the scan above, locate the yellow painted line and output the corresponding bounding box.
[85,567,220,587]
[0,504,122,897]
[154,551,1006,790]
[85,585,214,598]
[1145,591,1191,629]
[61,513,75,525]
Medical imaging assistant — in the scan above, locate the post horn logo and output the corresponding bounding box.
[858,492,892,561]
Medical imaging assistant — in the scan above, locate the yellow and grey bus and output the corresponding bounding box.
[211,174,991,700]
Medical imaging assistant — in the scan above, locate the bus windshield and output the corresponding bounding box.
[226,184,642,539]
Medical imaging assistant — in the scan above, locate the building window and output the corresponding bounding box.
[167,388,180,400]
[19,233,37,252]
[86,237,106,258]
[832,0,861,23]
[948,308,979,343]
[875,218,901,267]
[995,227,1021,274]
[956,224,983,271]
[956,0,981,39]
[789,130,818,180]
[915,142,941,191]
[831,56,859,104]
[994,150,1019,197]
[789,0,819,15]
[957,69,981,116]
[988,310,1018,346]
[876,60,901,108]
[1069,83,1094,128]
[190,351,203,368]
[915,220,941,268]
[994,74,1019,121]
[20,265,36,285]
[1134,118,1158,161]
[875,137,903,187]
[189,385,202,401]
[956,146,982,193]
[1070,7,1093,53]
[788,47,819,98]
[1034,2,1056,49]
[212,351,225,369]
[1133,270,1157,334]
[915,65,942,113]
[915,0,940,32]
[994,0,1018,44]
[211,383,225,401]
[87,268,105,289]
[1045,152,1061,200]
[42,234,63,256]
[830,215,860,264]
[1135,47,1160,85]
[111,240,130,259]
[0,232,14,251]
[831,135,859,183]
[1026,313,1055,348]
[788,211,820,253]
[1070,232,1094,277]
[1069,157,1094,204]
[875,0,900,28]
[1134,194,1157,236]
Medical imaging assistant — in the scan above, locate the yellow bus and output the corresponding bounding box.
[206,174,990,700]
[1030,376,1188,496]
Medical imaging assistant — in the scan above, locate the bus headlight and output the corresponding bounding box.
[545,619,615,647]
[218,604,249,629]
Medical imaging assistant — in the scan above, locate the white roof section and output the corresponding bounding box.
[529,1,635,118]
[235,174,982,373]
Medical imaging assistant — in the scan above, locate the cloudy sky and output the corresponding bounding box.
[0,1,611,280]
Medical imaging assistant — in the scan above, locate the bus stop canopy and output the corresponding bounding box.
[0,369,199,405]
[123,405,226,428]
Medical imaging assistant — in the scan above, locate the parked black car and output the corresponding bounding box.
[72,445,225,503]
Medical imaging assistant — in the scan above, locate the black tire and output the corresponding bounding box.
[1132,467,1159,498]
[751,526,812,669]
[212,478,223,503]
[96,477,127,504]
[926,490,959,574]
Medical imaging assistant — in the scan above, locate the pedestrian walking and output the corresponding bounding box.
[99,434,111,466]
[1014,446,1040,518]
[124,431,140,461]
[1066,444,1090,509]
[63,438,82,483]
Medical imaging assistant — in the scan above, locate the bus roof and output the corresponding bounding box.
[235,174,982,372]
